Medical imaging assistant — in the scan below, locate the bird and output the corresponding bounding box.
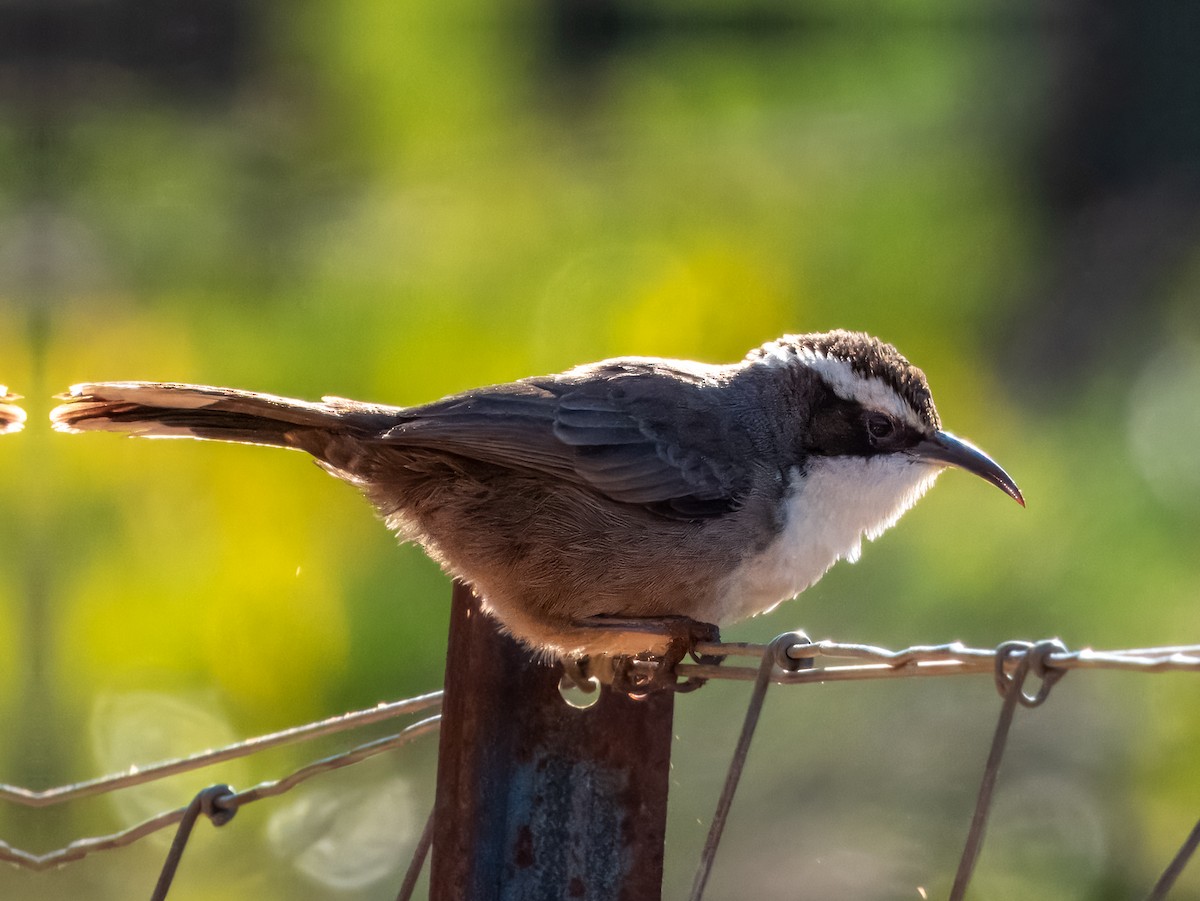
[50,331,1022,664]
[0,388,25,434]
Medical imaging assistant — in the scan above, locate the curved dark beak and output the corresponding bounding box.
[909,430,1024,506]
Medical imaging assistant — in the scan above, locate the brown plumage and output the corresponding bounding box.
[50,332,1022,660]
[49,374,777,658]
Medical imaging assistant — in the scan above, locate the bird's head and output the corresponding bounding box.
[751,331,1024,507]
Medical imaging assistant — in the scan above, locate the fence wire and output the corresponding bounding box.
[0,636,1197,900]
[0,694,443,870]
[680,636,1199,901]
[676,637,1200,682]
[0,691,443,809]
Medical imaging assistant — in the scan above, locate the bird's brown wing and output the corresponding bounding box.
[380,362,748,518]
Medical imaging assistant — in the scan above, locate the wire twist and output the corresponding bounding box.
[950,640,1067,901]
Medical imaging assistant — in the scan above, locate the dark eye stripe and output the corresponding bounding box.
[804,393,875,457]
[804,389,924,459]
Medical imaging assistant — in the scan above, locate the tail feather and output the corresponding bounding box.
[0,388,24,435]
[50,382,393,449]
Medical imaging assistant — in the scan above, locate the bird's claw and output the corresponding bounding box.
[610,617,722,695]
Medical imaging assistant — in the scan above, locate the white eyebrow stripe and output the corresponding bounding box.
[753,339,928,431]
[807,352,928,431]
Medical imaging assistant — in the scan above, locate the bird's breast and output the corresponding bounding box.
[711,457,941,623]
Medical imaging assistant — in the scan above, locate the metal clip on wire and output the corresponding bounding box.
[950,639,1067,901]
[994,638,1067,707]
[150,784,238,901]
[689,630,812,901]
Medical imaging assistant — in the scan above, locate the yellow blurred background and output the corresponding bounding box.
[1,1,1198,898]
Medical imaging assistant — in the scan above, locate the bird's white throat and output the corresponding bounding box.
[715,456,941,622]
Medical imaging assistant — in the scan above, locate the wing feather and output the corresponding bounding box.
[378,362,747,518]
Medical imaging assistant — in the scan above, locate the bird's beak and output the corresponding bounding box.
[909,430,1024,506]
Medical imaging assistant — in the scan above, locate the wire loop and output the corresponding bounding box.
[150,784,236,901]
[951,639,1069,901]
[198,783,238,827]
[993,639,1068,707]
[689,631,811,901]
[778,637,815,672]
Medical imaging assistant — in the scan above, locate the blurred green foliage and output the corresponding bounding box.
[0,1,1197,899]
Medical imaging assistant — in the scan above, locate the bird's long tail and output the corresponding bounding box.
[50,382,395,448]
[0,389,25,434]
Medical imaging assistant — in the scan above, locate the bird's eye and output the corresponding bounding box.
[865,413,896,443]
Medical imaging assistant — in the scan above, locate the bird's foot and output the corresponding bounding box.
[593,616,721,695]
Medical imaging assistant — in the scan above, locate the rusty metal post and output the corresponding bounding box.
[430,581,675,901]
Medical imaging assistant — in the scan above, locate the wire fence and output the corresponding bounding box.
[1,636,1197,899]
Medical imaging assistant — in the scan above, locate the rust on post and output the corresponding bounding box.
[430,581,675,901]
